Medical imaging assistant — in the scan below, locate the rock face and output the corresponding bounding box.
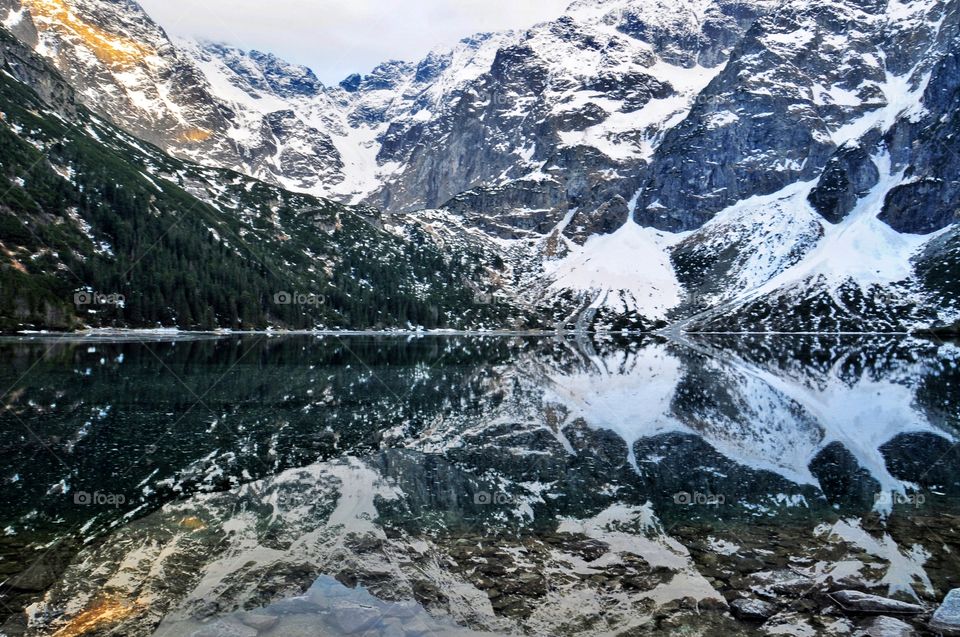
[0,0,352,197]
[0,21,75,117]
[0,0,230,156]
[358,0,766,217]
[880,42,960,235]
[808,138,882,225]
[931,589,960,635]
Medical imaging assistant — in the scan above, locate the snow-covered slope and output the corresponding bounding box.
[545,221,687,322]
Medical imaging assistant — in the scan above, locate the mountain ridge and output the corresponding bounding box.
[0,0,958,333]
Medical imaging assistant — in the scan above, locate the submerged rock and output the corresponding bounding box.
[761,611,818,635]
[855,616,917,637]
[192,619,257,637]
[749,570,815,598]
[241,613,279,631]
[829,591,924,615]
[730,598,778,621]
[930,589,960,636]
[331,603,382,634]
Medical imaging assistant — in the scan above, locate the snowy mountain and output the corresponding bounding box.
[0,25,525,331]
[0,0,958,333]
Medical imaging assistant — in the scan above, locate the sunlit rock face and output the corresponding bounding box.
[0,0,348,194]
[2,0,226,150]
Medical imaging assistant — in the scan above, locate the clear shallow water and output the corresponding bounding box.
[1,334,959,636]
[154,575,490,637]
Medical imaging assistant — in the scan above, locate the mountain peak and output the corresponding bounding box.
[196,41,324,97]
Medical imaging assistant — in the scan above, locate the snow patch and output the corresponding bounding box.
[546,221,688,319]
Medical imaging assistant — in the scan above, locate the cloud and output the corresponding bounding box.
[137,0,571,84]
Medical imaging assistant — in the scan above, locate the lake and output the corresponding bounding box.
[0,334,958,636]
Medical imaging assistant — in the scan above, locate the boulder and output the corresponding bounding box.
[830,591,924,615]
[930,589,960,636]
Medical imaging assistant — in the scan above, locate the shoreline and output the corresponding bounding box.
[0,328,944,341]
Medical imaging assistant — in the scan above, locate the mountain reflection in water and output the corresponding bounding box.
[0,334,958,636]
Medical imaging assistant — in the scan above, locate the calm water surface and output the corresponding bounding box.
[0,334,958,636]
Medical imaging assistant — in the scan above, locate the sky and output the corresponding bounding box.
[137,0,572,85]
